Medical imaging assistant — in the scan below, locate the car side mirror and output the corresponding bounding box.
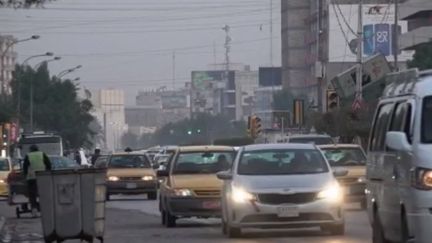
[157,170,169,177]
[333,168,349,177]
[217,171,233,180]
[386,131,412,152]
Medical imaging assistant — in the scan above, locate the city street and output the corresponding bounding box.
[1,195,371,243]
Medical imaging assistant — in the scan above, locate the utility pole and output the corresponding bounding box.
[172,51,176,90]
[270,0,273,69]
[213,41,217,66]
[222,25,231,115]
[394,0,399,71]
[356,0,364,101]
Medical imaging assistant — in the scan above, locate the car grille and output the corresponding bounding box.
[338,177,358,185]
[119,177,142,181]
[241,213,333,223]
[194,190,220,197]
[257,193,317,205]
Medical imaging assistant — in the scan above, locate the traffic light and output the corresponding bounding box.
[326,89,339,111]
[248,115,262,139]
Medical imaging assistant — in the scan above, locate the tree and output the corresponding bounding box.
[11,63,97,149]
[0,96,14,123]
[0,0,51,8]
[407,42,432,70]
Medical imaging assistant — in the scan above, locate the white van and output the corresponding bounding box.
[366,69,432,243]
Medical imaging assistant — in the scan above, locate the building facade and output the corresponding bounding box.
[400,0,432,50]
[0,35,17,95]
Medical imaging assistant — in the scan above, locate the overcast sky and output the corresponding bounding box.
[0,0,281,105]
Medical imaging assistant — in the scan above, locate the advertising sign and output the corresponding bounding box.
[329,4,414,62]
[161,94,188,109]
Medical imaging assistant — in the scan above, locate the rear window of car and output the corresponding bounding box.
[109,155,151,169]
[289,137,333,145]
[0,159,10,171]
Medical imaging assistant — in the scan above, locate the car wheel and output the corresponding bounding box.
[360,199,367,210]
[372,212,389,243]
[321,223,345,235]
[227,224,241,238]
[401,213,410,243]
[165,210,176,228]
[148,191,157,200]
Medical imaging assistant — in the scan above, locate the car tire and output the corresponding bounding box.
[321,223,345,235]
[227,224,242,238]
[401,213,410,243]
[361,199,367,210]
[372,212,389,243]
[165,210,176,228]
[148,191,157,200]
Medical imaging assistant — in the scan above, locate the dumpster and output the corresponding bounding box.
[36,168,106,243]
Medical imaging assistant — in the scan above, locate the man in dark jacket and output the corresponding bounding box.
[23,144,52,217]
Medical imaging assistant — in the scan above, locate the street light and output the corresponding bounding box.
[0,35,40,95]
[29,55,60,132]
[57,65,82,78]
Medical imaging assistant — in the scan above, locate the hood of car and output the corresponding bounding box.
[170,174,222,189]
[107,168,155,177]
[235,173,334,193]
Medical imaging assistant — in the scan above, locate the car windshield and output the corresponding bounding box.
[49,156,78,169]
[422,96,432,143]
[21,143,61,156]
[289,137,333,145]
[238,149,329,175]
[321,147,366,166]
[173,151,235,174]
[0,159,10,171]
[109,155,151,169]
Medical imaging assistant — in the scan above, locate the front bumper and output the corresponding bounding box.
[342,183,366,203]
[167,197,221,218]
[107,180,157,194]
[229,199,344,229]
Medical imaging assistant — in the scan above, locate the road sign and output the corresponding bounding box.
[331,53,391,98]
[352,97,363,111]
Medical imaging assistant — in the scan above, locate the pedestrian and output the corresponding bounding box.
[74,150,82,165]
[23,144,52,218]
[91,148,101,166]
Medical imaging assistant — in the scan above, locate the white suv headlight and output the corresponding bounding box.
[231,186,255,204]
[317,183,343,203]
[108,176,119,182]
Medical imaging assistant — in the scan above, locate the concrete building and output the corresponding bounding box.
[91,89,126,152]
[400,0,432,50]
[281,0,402,111]
[0,35,17,95]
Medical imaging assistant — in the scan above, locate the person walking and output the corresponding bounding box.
[23,144,52,217]
[91,148,101,166]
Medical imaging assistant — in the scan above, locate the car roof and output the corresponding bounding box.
[178,145,234,152]
[318,144,362,149]
[243,143,318,151]
[111,152,145,156]
[288,134,331,139]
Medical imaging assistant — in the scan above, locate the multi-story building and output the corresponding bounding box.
[0,35,17,95]
[91,89,126,152]
[400,0,432,50]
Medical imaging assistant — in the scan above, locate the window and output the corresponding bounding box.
[422,96,432,143]
[109,155,151,169]
[0,159,10,171]
[370,103,394,151]
[238,149,328,175]
[173,151,235,174]
[321,147,367,166]
[390,102,413,144]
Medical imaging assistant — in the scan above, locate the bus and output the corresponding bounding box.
[16,133,63,158]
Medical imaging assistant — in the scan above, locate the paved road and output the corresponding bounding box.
[107,194,372,243]
[0,195,372,242]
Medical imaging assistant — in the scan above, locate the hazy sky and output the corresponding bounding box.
[0,0,281,105]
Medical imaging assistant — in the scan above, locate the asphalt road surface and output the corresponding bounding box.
[106,194,372,243]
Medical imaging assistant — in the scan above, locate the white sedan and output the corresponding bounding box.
[217,143,346,238]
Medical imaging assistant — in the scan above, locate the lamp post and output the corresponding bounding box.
[0,35,39,95]
[57,65,82,78]
[29,54,58,132]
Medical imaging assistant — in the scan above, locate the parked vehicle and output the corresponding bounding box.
[158,145,236,227]
[16,132,63,158]
[0,157,12,197]
[218,143,345,238]
[319,144,367,209]
[366,69,432,243]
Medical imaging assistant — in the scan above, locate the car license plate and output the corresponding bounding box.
[277,206,299,218]
[126,183,137,189]
[202,201,220,209]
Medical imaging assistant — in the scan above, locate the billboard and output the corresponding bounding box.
[161,94,188,109]
[329,4,414,62]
